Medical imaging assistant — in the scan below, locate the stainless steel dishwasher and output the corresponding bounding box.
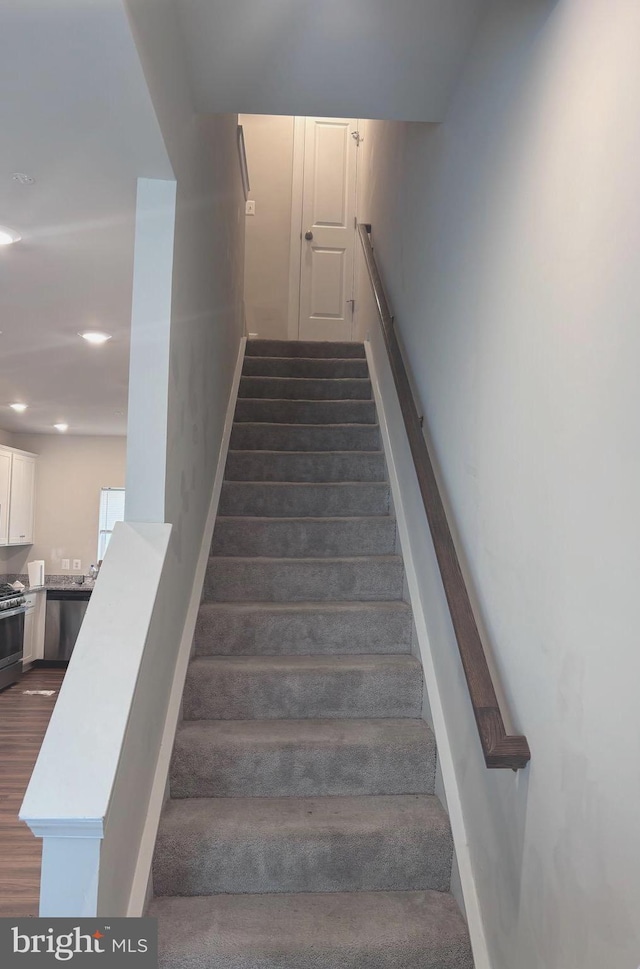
[44,588,92,663]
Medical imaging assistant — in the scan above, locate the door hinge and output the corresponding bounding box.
[351,130,363,147]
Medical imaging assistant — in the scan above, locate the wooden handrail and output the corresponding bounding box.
[358,223,531,770]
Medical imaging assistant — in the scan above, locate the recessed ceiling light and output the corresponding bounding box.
[0,225,21,246]
[80,331,112,345]
[10,402,27,412]
[54,423,69,432]
[11,173,35,185]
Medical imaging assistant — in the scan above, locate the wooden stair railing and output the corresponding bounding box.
[358,223,530,770]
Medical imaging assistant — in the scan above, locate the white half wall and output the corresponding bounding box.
[358,2,640,967]
[21,520,173,917]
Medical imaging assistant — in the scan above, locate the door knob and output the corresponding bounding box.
[305,230,314,241]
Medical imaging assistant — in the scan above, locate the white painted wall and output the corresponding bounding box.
[241,114,295,341]
[174,0,486,122]
[358,2,640,967]
[0,429,15,448]
[125,177,176,522]
[0,434,126,576]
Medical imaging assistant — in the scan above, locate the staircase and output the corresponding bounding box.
[149,340,474,969]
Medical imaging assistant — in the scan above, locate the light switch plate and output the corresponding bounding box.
[245,199,256,216]
[61,559,70,570]
[73,559,81,571]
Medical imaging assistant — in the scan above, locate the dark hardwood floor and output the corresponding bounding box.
[0,668,64,917]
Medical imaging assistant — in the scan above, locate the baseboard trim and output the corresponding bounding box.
[126,336,247,915]
[365,338,492,969]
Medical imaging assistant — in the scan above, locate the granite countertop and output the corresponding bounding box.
[46,577,96,591]
[7,573,96,593]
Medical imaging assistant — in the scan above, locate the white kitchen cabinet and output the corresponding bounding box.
[0,446,37,547]
[0,449,10,545]
[23,589,46,668]
[9,452,36,545]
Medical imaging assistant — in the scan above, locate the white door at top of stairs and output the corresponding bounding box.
[298,117,359,343]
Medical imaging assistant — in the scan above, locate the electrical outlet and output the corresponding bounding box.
[61,559,70,571]
[245,199,256,216]
[73,559,82,571]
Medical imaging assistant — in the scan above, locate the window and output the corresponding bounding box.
[98,488,125,560]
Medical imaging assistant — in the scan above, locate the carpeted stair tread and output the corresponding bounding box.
[183,654,423,721]
[170,718,436,798]
[211,516,397,557]
[148,890,473,969]
[218,480,390,517]
[152,794,452,896]
[239,376,372,400]
[234,398,377,425]
[194,601,413,656]
[246,339,366,359]
[224,449,387,482]
[204,555,404,602]
[243,356,369,379]
[230,422,381,451]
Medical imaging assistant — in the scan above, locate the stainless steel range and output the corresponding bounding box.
[0,583,27,691]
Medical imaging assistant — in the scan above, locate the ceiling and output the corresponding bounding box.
[172,0,486,122]
[0,0,172,436]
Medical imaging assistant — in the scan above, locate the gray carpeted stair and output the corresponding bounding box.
[230,421,381,451]
[151,339,474,969]
[212,516,397,557]
[183,654,423,720]
[224,449,387,481]
[218,480,390,516]
[194,601,413,655]
[239,375,372,399]
[246,339,365,358]
[243,355,369,378]
[204,555,404,602]
[235,397,377,425]
[153,794,452,896]
[170,718,435,799]
[148,891,473,969]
